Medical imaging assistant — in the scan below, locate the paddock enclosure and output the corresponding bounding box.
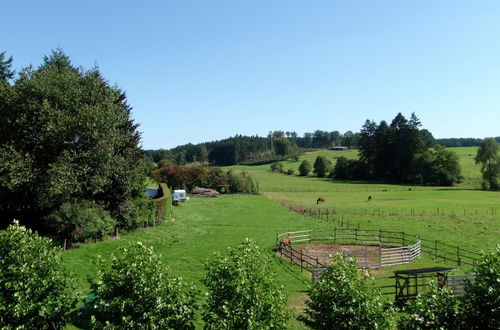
[277,228,421,270]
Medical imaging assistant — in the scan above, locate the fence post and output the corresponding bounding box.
[457,246,461,266]
[355,228,358,243]
[301,249,304,271]
[364,244,368,268]
[402,232,406,246]
[435,240,438,259]
[63,239,67,250]
[379,229,382,243]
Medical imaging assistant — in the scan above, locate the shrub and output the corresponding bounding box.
[0,221,76,329]
[270,161,284,173]
[399,281,459,329]
[460,246,500,329]
[89,241,198,329]
[302,253,396,329]
[285,169,295,175]
[150,164,258,194]
[202,239,291,329]
[298,160,312,176]
[46,200,116,242]
[313,156,331,178]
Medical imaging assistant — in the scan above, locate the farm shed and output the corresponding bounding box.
[328,146,348,151]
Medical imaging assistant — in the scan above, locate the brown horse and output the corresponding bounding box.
[316,197,325,204]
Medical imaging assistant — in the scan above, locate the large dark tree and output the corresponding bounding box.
[0,51,14,82]
[0,50,145,230]
[358,113,425,183]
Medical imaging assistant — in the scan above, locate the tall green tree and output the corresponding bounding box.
[0,51,14,82]
[0,50,145,230]
[273,137,292,159]
[0,221,76,329]
[475,138,500,190]
[313,155,330,178]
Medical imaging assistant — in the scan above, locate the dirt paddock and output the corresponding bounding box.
[283,243,385,269]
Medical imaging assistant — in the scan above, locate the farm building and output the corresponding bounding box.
[328,146,348,151]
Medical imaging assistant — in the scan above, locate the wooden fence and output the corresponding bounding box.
[272,196,497,219]
[277,228,421,269]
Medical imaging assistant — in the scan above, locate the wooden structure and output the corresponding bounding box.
[276,228,421,269]
[394,267,454,306]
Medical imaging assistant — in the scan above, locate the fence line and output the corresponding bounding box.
[272,196,497,219]
[277,228,421,270]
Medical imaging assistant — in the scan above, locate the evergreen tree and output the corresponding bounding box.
[313,156,330,178]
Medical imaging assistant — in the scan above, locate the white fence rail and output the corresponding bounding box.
[380,239,421,266]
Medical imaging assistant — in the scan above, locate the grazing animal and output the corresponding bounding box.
[316,197,325,204]
[368,195,372,201]
[282,236,291,246]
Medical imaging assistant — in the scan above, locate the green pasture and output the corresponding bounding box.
[62,194,469,328]
[59,146,497,328]
[228,147,499,252]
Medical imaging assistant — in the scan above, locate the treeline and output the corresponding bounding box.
[436,137,500,147]
[332,113,462,185]
[150,163,259,194]
[146,130,363,166]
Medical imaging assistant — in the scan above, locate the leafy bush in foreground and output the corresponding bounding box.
[46,200,116,242]
[399,281,459,329]
[460,246,500,329]
[0,221,76,329]
[203,239,291,329]
[89,242,198,329]
[302,253,396,329]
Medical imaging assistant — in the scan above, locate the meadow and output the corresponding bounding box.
[61,146,498,328]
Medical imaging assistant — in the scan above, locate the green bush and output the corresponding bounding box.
[47,201,116,242]
[0,221,76,329]
[460,246,500,329]
[298,159,312,176]
[302,253,396,329]
[270,162,284,173]
[399,281,459,329]
[202,239,291,329]
[89,241,198,329]
[313,156,331,178]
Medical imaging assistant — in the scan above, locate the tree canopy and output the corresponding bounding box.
[475,138,500,190]
[0,50,145,231]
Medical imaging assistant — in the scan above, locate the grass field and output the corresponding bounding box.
[60,147,498,328]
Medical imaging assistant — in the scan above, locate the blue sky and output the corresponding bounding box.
[3,1,500,149]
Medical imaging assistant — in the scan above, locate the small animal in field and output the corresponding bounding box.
[281,236,291,246]
[368,195,372,201]
[316,197,325,204]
